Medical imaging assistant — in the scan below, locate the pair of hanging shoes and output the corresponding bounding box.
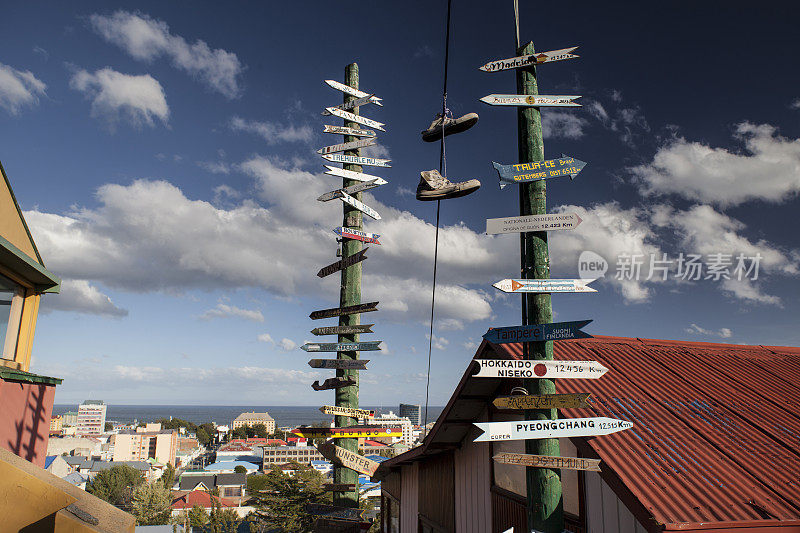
[416,111,481,201]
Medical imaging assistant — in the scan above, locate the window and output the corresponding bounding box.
[0,273,25,360]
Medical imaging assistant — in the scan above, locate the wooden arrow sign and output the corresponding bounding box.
[493,156,587,188]
[324,80,383,106]
[324,165,388,185]
[325,108,386,131]
[306,503,365,521]
[322,483,357,492]
[323,125,377,137]
[295,425,401,439]
[311,324,374,336]
[474,359,607,379]
[337,191,381,220]
[308,359,369,370]
[493,393,591,410]
[310,302,378,320]
[474,417,633,442]
[317,248,368,278]
[302,341,382,352]
[493,279,597,293]
[323,94,378,114]
[486,213,582,235]
[317,439,381,476]
[483,321,594,344]
[320,405,375,418]
[317,138,377,155]
[312,377,357,391]
[322,153,391,168]
[334,227,381,245]
[480,94,581,107]
[479,46,579,72]
[493,453,601,472]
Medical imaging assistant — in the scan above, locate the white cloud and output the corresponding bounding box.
[0,62,46,115]
[426,334,449,351]
[278,338,297,351]
[630,123,800,206]
[197,160,231,174]
[199,302,264,322]
[229,116,313,144]
[89,11,243,98]
[70,67,168,129]
[542,112,588,139]
[790,99,800,110]
[686,324,733,338]
[585,97,649,146]
[39,279,127,317]
[257,333,273,343]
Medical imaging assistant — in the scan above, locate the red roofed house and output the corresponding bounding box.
[374,336,800,533]
[170,488,237,515]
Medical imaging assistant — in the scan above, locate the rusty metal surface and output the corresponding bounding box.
[497,336,800,524]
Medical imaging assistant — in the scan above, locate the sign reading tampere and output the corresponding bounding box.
[486,213,582,235]
[492,279,597,293]
[473,417,633,442]
[474,359,607,379]
[482,321,593,344]
[493,156,587,188]
[479,46,579,72]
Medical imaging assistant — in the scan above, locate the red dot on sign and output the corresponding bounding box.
[534,364,547,377]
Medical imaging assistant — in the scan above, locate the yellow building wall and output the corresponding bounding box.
[0,176,40,264]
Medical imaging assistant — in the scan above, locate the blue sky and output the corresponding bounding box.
[1,1,799,405]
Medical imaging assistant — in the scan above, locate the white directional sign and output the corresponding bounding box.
[337,191,381,220]
[324,165,388,185]
[486,213,583,234]
[479,47,579,72]
[479,95,581,107]
[493,278,597,293]
[473,417,633,442]
[325,107,386,131]
[324,80,383,106]
[322,153,391,168]
[323,125,376,137]
[317,138,376,155]
[323,94,377,114]
[474,359,607,379]
[308,359,369,370]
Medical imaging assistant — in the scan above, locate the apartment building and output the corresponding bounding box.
[76,400,107,435]
[112,423,177,465]
[49,414,62,434]
[362,411,415,446]
[231,411,275,433]
[398,403,421,426]
[262,445,324,467]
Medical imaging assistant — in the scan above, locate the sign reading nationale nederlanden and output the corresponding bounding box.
[486,213,582,234]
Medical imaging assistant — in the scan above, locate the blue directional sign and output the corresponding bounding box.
[493,155,587,189]
[482,320,593,344]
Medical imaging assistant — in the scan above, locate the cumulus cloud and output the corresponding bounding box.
[586,98,649,146]
[630,123,800,207]
[426,334,449,351]
[197,160,231,174]
[39,279,128,317]
[70,67,168,129]
[257,333,297,352]
[199,302,264,322]
[89,10,243,98]
[0,62,46,115]
[686,324,733,338]
[542,112,588,139]
[229,116,313,144]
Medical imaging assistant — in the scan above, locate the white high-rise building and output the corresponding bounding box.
[76,400,107,435]
[362,411,414,445]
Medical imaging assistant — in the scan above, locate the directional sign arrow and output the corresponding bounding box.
[308,359,369,370]
[336,191,381,220]
[295,425,401,439]
[474,359,606,379]
[322,483,357,492]
[324,165,388,185]
[323,125,377,137]
[493,393,592,410]
[486,213,582,235]
[320,405,375,418]
[323,94,378,114]
[324,80,383,106]
[317,248,368,278]
[312,377,356,391]
[311,324,374,336]
[480,94,581,107]
[334,227,381,245]
[473,417,633,442]
[317,138,377,155]
[479,46,579,72]
[493,156,587,188]
[317,439,382,476]
[493,453,601,472]
[493,279,597,293]
[310,302,378,320]
[325,107,386,131]
[482,320,594,345]
[301,341,382,352]
[322,153,391,168]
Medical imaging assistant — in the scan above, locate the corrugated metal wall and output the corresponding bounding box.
[585,471,647,533]
[400,463,418,533]
[419,452,455,531]
[455,426,492,533]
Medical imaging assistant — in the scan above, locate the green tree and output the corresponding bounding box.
[197,427,212,447]
[87,465,144,508]
[104,422,114,432]
[131,480,172,525]
[251,423,268,439]
[187,505,210,528]
[250,462,330,532]
[231,426,247,441]
[233,465,248,474]
[161,462,176,489]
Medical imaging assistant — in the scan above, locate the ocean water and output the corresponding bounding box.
[52,404,445,429]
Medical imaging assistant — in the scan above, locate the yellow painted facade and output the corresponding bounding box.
[0,172,41,262]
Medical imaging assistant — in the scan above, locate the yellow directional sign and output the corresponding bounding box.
[492,393,591,410]
[493,453,601,472]
[320,405,375,418]
[292,425,401,439]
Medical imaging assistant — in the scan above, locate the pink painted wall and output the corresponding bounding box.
[0,378,55,468]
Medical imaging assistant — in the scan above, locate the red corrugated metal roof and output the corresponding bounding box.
[494,336,800,527]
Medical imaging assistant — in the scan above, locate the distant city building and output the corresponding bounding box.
[398,403,421,425]
[113,423,177,465]
[262,445,324,467]
[61,411,79,427]
[76,400,107,435]
[363,411,414,445]
[232,411,275,433]
[49,415,63,434]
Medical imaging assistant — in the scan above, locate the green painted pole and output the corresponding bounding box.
[333,62,361,508]
[516,41,564,532]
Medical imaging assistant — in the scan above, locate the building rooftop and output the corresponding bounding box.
[233,411,274,421]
